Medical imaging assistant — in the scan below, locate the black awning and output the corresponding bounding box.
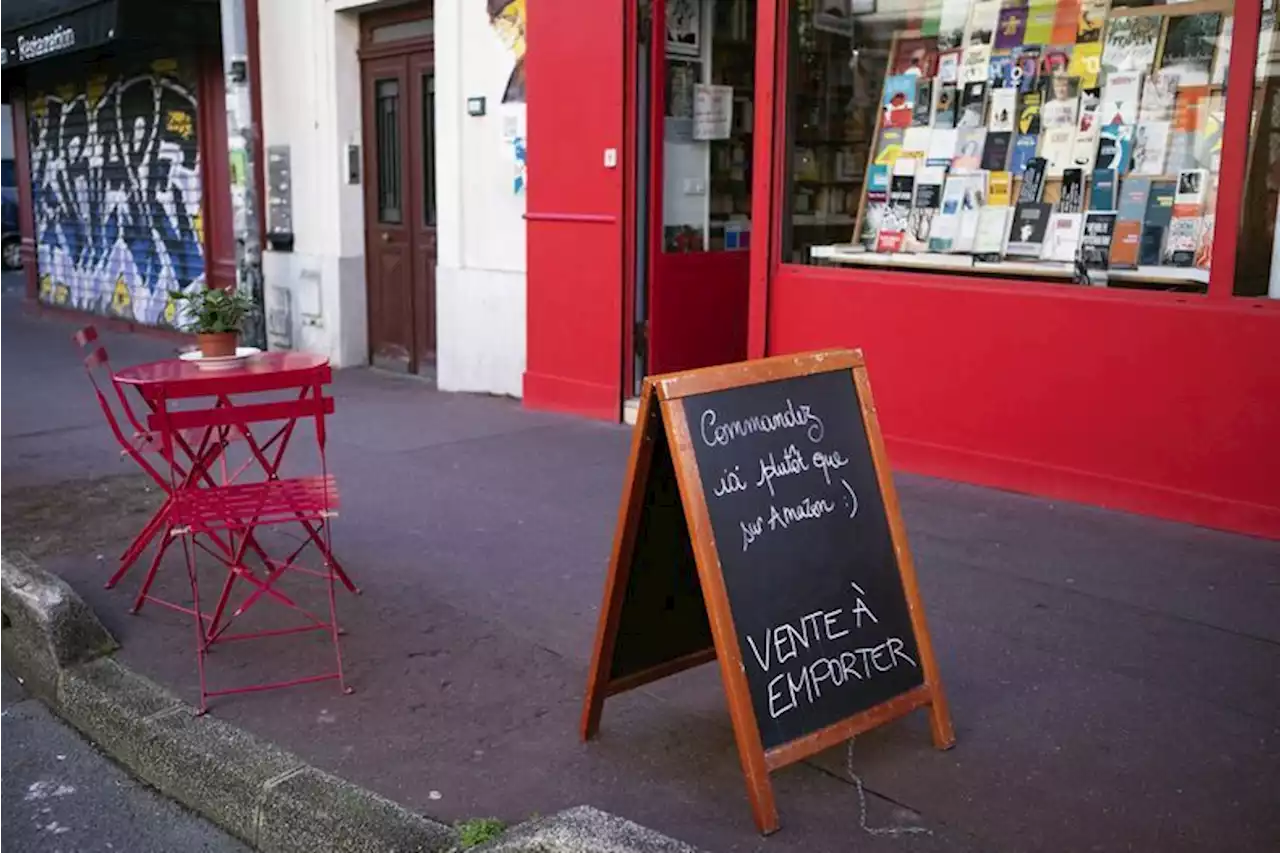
[2,0,119,69]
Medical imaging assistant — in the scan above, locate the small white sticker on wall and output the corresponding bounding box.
[604,148,618,168]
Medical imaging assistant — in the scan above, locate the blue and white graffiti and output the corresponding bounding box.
[28,59,204,325]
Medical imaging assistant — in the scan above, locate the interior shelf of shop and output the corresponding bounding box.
[810,245,1212,285]
[794,214,857,226]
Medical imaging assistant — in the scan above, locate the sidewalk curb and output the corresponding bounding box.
[1,552,706,853]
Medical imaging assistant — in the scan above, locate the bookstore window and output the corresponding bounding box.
[1234,1,1280,299]
[783,0,1240,294]
[662,0,756,253]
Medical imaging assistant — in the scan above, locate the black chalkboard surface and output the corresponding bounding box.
[582,350,952,836]
[683,369,924,750]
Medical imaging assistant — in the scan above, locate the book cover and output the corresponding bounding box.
[894,37,939,77]
[1012,46,1041,93]
[903,126,933,157]
[1131,122,1170,176]
[1007,201,1052,256]
[989,52,1016,89]
[1161,13,1221,86]
[928,176,967,251]
[989,87,1018,132]
[1101,16,1161,75]
[1196,214,1215,270]
[1067,42,1102,89]
[963,43,993,83]
[954,173,987,252]
[1011,133,1040,175]
[965,0,1002,46]
[1138,71,1180,123]
[1039,47,1073,79]
[1193,94,1224,172]
[882,75,918,128]
[934,83,959,128]
[1019,157,1048,202]
[1138,224,1166,265]
[995,7,1027,50]
[1042,76,1080,129]
[1052,2,1078,45]
[1019,90,1043,134]
[938,2,968,50]
[867,164,891,199]
[937,49,962,84]
[1081,212,1118,269]
[988,170,1013,206]
[982,131,1013,171]
[1165,216,1201,266]
[1210,17,1233,87]
[974,205,1012,256]
[1174,168,1208,217]
[954,128,988,170]
[905,166,947,252]
[1118,176,1152,221]
[1042,126,1076,177]
[1090,168,1118,210]
[859,203,885,247]
[913,79,935,126]
[1059,168,1085,213]
[1043,212,1084,262]
[1070,87,1102,171]
[875,229,906,253]
[1023,2,1056,45]
[1144,180,1176,227]
[1173,85,1210,133]
[1096,124,1133,174]
[1077,0,1106,44]
[1100,72,1142,126]
[875,128,906,164]
[1110,220,1142,268]
[905,208,938,253]
[1165,131,1196,173]
[926,127,960,166]
[959,82,989,128]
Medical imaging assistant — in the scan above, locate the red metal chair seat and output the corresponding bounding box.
[170,476,339,534]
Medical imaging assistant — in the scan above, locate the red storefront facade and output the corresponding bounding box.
[525,0,1280,540]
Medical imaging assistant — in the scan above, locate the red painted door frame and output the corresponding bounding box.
[523,0,626,420]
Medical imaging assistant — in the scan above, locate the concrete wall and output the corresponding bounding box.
[257,0,528,398]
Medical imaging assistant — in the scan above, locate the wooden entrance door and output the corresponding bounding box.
[361,25,436,374]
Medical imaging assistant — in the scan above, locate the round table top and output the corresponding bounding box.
[114,351,330,386]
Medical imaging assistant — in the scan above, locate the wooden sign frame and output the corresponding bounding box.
[581,349,954,835]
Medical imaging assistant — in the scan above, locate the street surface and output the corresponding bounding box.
[2,672,249,853]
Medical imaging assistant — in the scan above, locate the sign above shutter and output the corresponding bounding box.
[1,0,119,68]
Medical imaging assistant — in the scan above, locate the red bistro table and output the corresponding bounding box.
[114,351,356,709]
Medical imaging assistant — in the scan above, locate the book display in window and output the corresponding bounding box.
[828,0,1231,288]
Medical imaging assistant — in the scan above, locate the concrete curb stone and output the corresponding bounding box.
[1,551,706,853]
[474,806,705,853]
[1,550,117,701]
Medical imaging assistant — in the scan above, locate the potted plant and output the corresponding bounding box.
[170,284,255,358]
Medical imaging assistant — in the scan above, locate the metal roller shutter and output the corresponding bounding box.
[27,55,204,326]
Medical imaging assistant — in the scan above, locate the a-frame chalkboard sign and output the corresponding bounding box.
[581,350,954,834]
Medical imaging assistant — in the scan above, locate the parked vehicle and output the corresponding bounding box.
[3,157,21,271]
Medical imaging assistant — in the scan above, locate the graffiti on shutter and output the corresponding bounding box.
[27,58,204,326]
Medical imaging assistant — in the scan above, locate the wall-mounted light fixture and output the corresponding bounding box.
[467,96,486,117]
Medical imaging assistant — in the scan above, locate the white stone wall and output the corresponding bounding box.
[257,0,527,397]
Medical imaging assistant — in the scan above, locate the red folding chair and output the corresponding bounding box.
[154,380,350,712]
[74,326,246,614]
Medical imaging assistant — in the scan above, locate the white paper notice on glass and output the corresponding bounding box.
[693,84,734,140]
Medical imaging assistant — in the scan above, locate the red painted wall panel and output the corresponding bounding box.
[524,0,625,419]
[768,268,1280,538]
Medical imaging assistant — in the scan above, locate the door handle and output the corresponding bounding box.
[380,232,390,243]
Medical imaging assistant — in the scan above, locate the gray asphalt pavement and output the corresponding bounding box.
[2,672,249,853]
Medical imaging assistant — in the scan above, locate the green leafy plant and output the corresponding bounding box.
[168,285,254,334]
[455,817,505,849]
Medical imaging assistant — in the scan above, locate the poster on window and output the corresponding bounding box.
[666,0,701,57]
[693,84,733,140]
